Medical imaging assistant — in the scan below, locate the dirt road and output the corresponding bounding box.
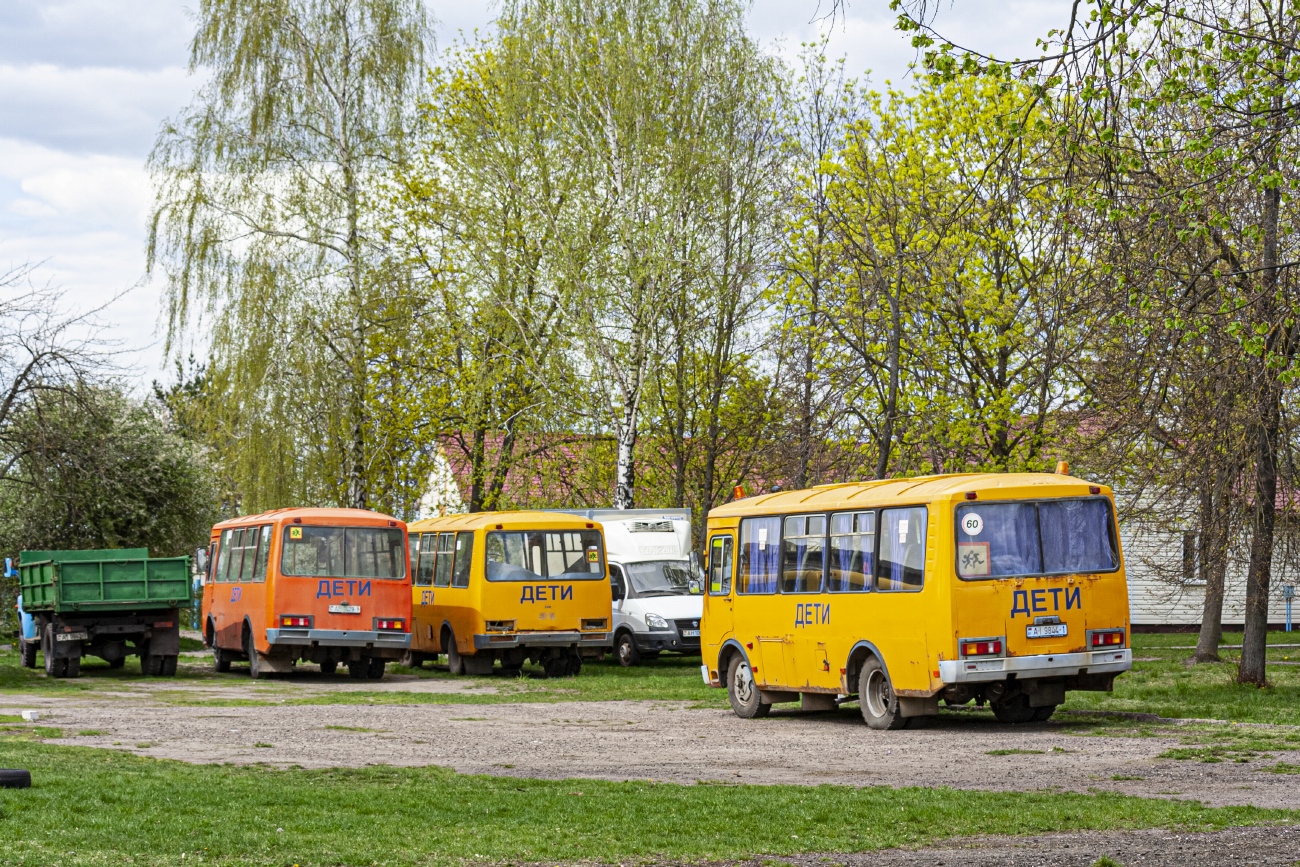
[6,685,1300,809]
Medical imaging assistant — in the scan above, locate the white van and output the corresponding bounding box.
[554,509,703,666]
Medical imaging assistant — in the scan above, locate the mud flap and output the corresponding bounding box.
[898,695,939,718]
[1025,680,1066,708]
[759,690,799,705]
[800,693,837,712]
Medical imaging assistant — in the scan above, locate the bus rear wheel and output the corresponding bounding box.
[320,659,338,675]
[990,692,1037,724]
[213,647,232,673]
[726,655,770,719]
[366,657,386,679]
[858,658,907,730]
[444,630,464,675]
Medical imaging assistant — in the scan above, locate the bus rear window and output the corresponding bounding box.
[955,498,1116,579]
[485,531,604,581]
[280,526,407,579]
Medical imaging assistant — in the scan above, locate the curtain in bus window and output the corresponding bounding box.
[877,507,927,590]
[1040,498,1117,573]
[955,503,1041,579]
[416,533,436,586]
[781,515,826,592]
[254,525,272,582]
[828,512,874,591]
[452,532,474,587]
[738,516,781,594]
[434,533,455,586]
[486,532,543,581]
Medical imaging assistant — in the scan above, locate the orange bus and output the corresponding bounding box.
[201,508,411,679]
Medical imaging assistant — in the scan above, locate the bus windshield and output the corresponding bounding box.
[485,530,605,581]
[624,560,696,597]
[280,526,406,579]
[955,498,1117,579]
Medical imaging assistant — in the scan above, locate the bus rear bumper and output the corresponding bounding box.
[938,648,1131,684]
[474,631,612,650]
[265,628,411,650]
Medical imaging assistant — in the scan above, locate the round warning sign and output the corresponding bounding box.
[960,512,983,536]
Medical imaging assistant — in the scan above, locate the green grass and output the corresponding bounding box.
[986,748,1045,756]
[0,740,1294,867]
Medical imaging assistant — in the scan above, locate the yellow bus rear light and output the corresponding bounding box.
[486,620,516,632]
[960,640,1002,657]
[1091,630,1124,648]
[582,619,608,631]
[280,616,312,628]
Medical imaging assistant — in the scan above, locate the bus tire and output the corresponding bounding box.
[615,632,640,667]
[244,633,269,680]
[366,657,386,679]
[320,659,338,675]
[444,630,464,675]
[726,655,770,719]
[347,659,367,679]
[213,647,232,673]
[109,657,125,669]
[858,657,906,730]
[399,650,421,669]
[990,692,1037,724]
[1032,704,1057,722]
[20,640,36,669]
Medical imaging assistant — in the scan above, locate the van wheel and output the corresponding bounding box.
[991,692,1037,724]
[616,632,640,667]
[444,631,464,675]
[320,659,338,675]
[858,657,907,730]
[727,655,770,719]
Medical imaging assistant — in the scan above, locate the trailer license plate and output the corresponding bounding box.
[681,629,700,637]
[328,604,361,614]
[1027,624,1068,639]
[55,632,88,642]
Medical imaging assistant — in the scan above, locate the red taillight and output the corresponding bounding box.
[1091,630,1124,648]
[960,639,1002,657]
[376,618,405,631]
[280,615,311,628]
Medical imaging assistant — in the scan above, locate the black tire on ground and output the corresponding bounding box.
[990,692,1037,724]
[20,640,36,669]
[563,651,581,677]
[64,656,80,679]
[348,659,368,679]
[615,632,640,667]
[213,646,232,673]
[320,659,338,675]
[142,652,164,676]
[244,632,269,680]
[858,657,907,730]
[50,657,69,678]
[541,656,566,679]
[500,666,523,677]
[1031,704,1058,722]
[162,655,178,677]
[109,657,125,669]
[463,654,494,676]
[726,654,770,719]
[41,625,54,676]
[444,630,464,675]
[366,657,386,680]
[0,769,31,789]
[399,650,421,669]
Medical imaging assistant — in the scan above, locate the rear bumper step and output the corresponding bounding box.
[474,631,611,650]
[938,648,1132,684]
[266,628,410,650]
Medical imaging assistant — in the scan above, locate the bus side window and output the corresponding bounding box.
[223,529,243,583]
[416,533,436,586]
[253,525,272,582]
[451,532,473,588]
[239,528,258,582]
[876,507,927,591]
[828,512,874,592]
[709,536,732,595]
[214,531,231,583]
[409,534,421,582]
[737,517,780,594]
[434,533,455,587]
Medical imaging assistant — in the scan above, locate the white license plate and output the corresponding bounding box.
[1027,624,1068,639]
[681,629,700,638]
[328,604,361,614]
[55,632,88,642]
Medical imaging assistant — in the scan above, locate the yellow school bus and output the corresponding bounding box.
[701,471,1131,728]
[403,511,613,677]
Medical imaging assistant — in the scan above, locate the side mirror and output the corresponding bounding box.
[195,548,209,573]
[610,576,625,602]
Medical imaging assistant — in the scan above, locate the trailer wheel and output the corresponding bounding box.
[20,640,36,669]
[0,769,31,789]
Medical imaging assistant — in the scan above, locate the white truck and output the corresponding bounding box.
[556,509,703,666]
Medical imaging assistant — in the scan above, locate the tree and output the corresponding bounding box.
[148,0,429,513]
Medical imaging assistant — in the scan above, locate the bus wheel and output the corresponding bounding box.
[213,647,232,673]
[445,631,465,675]
[366,657,386,679]
[726,655,770,719]
[109,657,125,669]
[858,658,906,730]
[399,650,421,669]
[1032,704,1057,722]
[563,651,582,677]
[990,693,1036,724]
[616,632,640,667]
[245,633,269,680]
[320,659,338,676]
[347,659,367,679]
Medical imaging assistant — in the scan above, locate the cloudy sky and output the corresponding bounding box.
[0,0,1066,386]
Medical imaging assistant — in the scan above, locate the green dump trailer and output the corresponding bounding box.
[17,549,191,678]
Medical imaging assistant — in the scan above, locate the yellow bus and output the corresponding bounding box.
[403,511,613,678]
[701,471,1131,728]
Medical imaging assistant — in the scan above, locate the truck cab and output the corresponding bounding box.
[558,509,704,666]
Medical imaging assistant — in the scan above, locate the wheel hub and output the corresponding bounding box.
[734,661,756,704]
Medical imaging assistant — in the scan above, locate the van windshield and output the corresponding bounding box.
[955,497,1117,580]
[624,560,696,597]
[280,526,406,579]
